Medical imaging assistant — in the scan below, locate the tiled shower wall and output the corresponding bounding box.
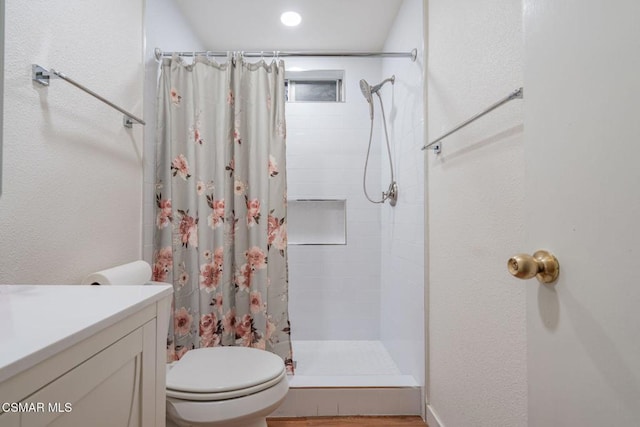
[380,0,426,390]
[285,57,384,340]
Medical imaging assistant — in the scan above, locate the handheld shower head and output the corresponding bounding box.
[359,76,396,120]
[359,79,374,119]
[359,79,372,102]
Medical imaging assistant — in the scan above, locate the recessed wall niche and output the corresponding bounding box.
[287,199,346,245]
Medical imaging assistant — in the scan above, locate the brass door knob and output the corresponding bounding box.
[508,250,559,283]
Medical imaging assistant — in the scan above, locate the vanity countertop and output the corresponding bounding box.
[0,284,173,383]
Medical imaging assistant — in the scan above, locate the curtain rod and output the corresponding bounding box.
[154,48,417,62]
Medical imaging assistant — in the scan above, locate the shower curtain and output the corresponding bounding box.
[154,54,293,373]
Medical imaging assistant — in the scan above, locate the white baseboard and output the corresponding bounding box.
[427,404,444,427]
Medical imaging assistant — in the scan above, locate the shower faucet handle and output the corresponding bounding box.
[383,182,398,207]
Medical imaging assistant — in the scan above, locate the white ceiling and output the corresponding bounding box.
[174,0,404,51]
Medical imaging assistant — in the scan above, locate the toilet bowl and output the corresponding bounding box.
[165,346,289,427]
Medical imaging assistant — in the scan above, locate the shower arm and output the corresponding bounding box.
[371,76,396,94]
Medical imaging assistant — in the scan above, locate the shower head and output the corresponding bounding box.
[359,79,373,103]
[359,76,396,119]
[359,79,374,119]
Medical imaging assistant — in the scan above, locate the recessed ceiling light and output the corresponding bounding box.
[281,11,302,27]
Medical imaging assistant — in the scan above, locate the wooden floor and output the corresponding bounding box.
[267,416,428,427]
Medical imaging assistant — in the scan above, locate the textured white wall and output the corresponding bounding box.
[142,0,206,263]
[0,0,144,284]
[426,0,527,426]
[380,0,425,389]
[286,57,383,340]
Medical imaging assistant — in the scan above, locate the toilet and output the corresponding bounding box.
[81,268,288,427]
[165,346,289,427]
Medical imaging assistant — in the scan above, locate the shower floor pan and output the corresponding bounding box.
[270,340,421,417]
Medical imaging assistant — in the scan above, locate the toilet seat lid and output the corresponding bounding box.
[166,347,286,394]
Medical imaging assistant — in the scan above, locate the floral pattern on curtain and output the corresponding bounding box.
[154,54,293,373]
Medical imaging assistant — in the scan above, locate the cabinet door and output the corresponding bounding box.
[21,321,154,427]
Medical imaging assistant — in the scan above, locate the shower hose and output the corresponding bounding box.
[363,92,396,204]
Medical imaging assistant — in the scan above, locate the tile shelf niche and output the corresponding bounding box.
[287,199,346,245]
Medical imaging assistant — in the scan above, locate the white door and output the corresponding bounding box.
[524,0,640,425]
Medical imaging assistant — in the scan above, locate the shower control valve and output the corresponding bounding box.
[384,182,398,207]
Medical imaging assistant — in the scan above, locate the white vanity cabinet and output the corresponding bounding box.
[0,285,173,427]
